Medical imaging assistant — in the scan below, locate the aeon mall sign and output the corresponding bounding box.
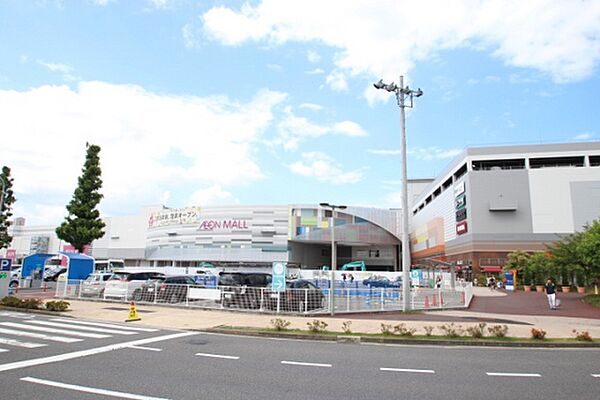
[198,219,249,231]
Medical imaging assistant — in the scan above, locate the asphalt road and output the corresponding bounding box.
[1,315,599,399]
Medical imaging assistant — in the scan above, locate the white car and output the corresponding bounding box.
[80,272,114,298]
[103,271,165,300]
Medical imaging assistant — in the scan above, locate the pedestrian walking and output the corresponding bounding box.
[545,278,557,309]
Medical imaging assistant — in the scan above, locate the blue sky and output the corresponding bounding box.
[1,0,599,225]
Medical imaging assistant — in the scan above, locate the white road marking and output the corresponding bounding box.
[0,348,8,353]
[128,345,162,352]
[0,312,35,319]
[0,331,197,372]
[195,352,239,360]
[0,327,82,343]
[380,367,435,374]
[51,318,159,332]
[281,360,332,368]
[486,372,542,377]
[0,322,110,339]
[592,374,600,378]
[0,336,46,349]
[27,320,138,335]
[21,377,170,400]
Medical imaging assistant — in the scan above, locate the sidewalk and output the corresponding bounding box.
[58,288,600,339]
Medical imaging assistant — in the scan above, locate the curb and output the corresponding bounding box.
[204,327,600,348]
[0,305,74,318]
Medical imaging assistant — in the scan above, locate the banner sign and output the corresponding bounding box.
[148,207,202,228]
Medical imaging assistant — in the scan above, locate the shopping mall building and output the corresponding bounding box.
[4,142,600,274]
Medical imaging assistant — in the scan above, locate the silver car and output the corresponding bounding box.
[80,272,114,298]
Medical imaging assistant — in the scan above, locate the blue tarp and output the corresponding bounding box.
[58,251,94,280]
[22,254,54,278]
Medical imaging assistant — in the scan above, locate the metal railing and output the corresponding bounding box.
[56,280,473,315]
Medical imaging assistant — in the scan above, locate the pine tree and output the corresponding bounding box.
[56,143,106,252]
[0,166,16,250]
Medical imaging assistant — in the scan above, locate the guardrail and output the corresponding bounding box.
[56,280,473,314]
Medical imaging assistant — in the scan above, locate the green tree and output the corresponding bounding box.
[547,232,583,286]
[527,252,552,285]
[0,166,16,250]
[56,143,106,253]
[504,250,530,286]
[577,219,600,284]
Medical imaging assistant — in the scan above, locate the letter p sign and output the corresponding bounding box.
[0,258,12,271]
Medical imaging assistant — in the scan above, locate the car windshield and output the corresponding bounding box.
[109,273,130,281]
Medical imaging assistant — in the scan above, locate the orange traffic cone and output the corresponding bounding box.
[125,302,141,322]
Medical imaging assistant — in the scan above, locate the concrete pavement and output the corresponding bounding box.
[52,287,600,339]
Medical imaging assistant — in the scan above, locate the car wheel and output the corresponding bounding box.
[132,290,142,302]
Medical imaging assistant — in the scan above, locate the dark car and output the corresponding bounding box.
[362,275,402,288]
[265,279,325,312]
[218,272,272,309]
[132,275,197,303]
[44,267,67,282]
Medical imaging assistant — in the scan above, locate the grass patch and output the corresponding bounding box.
[583,294,600,308]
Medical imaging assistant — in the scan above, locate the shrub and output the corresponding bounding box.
[380,323,394,335]
[582,294,600,308]
[423,325,435,336]
[572,329,593,341]
[270,318,291,331]
[306,320,328,333]
[487,324,509,338]
[341,320,352,334]
[0,296,42,309]
[466,323,487,338]
[439,323,464,338]
[45,300,70,312]
[530,327,547,340]
[393,323,416,337]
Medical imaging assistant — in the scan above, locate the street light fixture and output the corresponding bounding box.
[319,202,347,316]
[373,75,423,311]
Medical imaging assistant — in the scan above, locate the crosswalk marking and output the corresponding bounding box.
[0,327,82,343]
[27,320,138,335]
[0,322,110,339]
[0,348,8,353]
[0,337,47,349]
[51,318,158,332]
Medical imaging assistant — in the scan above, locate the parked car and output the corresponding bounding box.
[80,272,114,298]
[132,275,197,303]
[44,266,67,282]
[362,275,402,288]
[218,272,272,309]
[265,279,325,312]
[103,270,165,300]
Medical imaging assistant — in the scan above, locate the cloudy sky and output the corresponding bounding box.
[1,0,599,225]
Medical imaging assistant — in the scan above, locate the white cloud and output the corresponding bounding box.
[36,60,78,81]
[408,146,463,161]
[0,82,286,223]
[325,70,348,92]
[305,68,324,75]
[574,133,593,140]
[188,185,239,206]
[91,0,116,6]
[368,149,401,156]
[200,1,600,84]
[274,110,367,150]
[267,63,283,71]
[299,103,323,111]
[147,0,172,9]
[288,152,364,184]
[307,50,321,63]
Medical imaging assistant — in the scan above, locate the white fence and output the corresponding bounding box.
[56,280,473,315]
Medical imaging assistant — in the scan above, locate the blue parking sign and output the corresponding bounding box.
[0,258,12,271]
[272,262,286,292]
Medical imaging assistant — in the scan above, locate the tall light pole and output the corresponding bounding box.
[319,202,347,316]
[373,75,423,311]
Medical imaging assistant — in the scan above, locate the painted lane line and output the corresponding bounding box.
[281,361,332,368]
[0,331,197,372]
[380,367,435,374]
[195,352,239,360]
[0,322,110,339]
[0,348,8,353]
[0,327,82,343]
[486,372,542,377]
[592,374,600,378]
[27,320,138,335]
[51,318,159,332]
[0,337,46,349]
[21,377,170,400]
[0,312,35,319]
[128,345,162,352]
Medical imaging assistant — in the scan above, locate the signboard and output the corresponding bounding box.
[456,221,468,235]
[454,181,465,197]
[505,271,515,291]
[6,249,16,262]
[456,208,467,222]
[0,258,12,271]
[455,195,466,210]
[148,206,202,228]
[271,262,286,292]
